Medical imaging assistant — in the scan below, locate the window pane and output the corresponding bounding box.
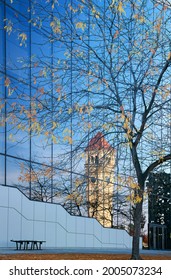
[6,125,30,160]
[6,7,30,81]
[31,28,51,88]
[30,163,52,202]
[6,156,29,192]
[0,155,5,185]
[0,74,5,153]
[6,0,29,17]
[6,78,30,159]
[0,1,5,72]
[53,169,69,205]
[31,134,51,164]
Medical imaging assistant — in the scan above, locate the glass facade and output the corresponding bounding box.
[0,0,171,231]
[0,0,55,199]
[0,0,93,210]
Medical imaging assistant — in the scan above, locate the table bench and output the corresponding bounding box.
[10,240,46,250]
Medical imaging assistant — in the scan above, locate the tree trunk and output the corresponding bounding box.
[131,200,143,260]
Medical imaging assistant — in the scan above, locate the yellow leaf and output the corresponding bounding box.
[8,133,15,142]
[117,2,125,14]
[123,118,129,130]
[79,107,83,114]
[76,22,86,30]
[5,77,10,87]
[64,135,73,144]
[139,16,145,23]
[37,103,43,110]
[39,87,45,94]
[50,17,61,34]
[133,14,145,23]
[87,122,92,129]
[4,19,13,35]
[52,134,57,144]
[18,33,27,46]
[52,121,57,129]
[154,20,161,33]
[114,30,119,39]
[68,108,72,114]
[128,141,133,149]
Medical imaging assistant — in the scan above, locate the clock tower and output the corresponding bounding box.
[85,132,115,227]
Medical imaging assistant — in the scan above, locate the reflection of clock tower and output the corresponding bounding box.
[85,132,115,227]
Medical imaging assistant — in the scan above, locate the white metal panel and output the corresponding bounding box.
[45,203,56,223]
[85,217,94,234]
[46,223,56,247]
[0,186,9,207]
[21,219,34,240]
[8,208,21,241]
[55,224,67,247]
[34,201,46,221]
[123,231,132,249]
[115,229,124,248]
[33,221,46,241]
[0,207,8,247]
[76,216,85,234]
[101,226,110,243]
[56,205,67,229]
[66,232,76,247]
[93,219,102,242]
[9,187,22,213]
[75,234,85,247]
[85,234,94,248]
[93,235,102,248]
[67,215,76,233]
[21,195,34,220]
[113,227,118,247]
[109,228,117,247]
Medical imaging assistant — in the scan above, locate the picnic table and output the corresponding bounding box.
[10,240,46,250]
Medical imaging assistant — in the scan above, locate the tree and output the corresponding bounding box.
[18,161,88,215]
[18,162,58,202]
[1,0,171,259]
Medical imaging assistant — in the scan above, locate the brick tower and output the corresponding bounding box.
[85,132,115,227]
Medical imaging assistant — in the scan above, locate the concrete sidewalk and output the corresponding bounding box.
[0,247,171,256]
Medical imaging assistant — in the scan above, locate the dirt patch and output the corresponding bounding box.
[0,253,171,260]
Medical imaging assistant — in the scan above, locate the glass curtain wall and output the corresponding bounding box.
[0,0,171,232]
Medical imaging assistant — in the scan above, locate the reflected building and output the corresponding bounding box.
[148,172,171,250]
[85,132,115,227]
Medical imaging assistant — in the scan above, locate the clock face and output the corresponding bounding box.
[91,177,96,183]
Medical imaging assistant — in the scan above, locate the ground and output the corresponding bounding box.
[0,253,171,260]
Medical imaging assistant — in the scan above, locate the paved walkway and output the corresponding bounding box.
[0,247,170,256]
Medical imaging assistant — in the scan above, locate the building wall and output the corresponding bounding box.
[0,185,134,249]
[148,172,171,249]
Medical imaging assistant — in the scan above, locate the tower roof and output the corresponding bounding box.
[85,132,112,151]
